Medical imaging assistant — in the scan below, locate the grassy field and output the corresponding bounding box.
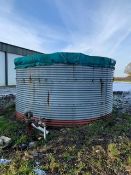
[0,106,131,175]
[114,76,131,82]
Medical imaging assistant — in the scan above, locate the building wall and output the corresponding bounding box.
[0,51,5,86]
[8,53,22,85]
[0,52,23,86]
[0,42,42,111]
[0,42,42,87]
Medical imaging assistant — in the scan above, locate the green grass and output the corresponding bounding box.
[0,158,34,175]
[0,106,31,147]
[0,107,131,175]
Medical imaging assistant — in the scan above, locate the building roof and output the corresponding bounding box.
[0,42,42,56]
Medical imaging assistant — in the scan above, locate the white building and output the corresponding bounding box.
[0,42,42,111]
[0,42,41,86]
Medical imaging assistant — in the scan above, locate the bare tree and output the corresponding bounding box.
[124,63,131,75]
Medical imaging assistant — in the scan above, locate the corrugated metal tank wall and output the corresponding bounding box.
[16,64,114,126]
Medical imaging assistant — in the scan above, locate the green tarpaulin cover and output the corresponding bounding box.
[14,52,116,69]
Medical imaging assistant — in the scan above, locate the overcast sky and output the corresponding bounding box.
[0,0,131,77]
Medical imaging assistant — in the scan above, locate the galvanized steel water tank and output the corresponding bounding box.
[14,52,116,126]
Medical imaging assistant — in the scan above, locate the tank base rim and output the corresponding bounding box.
[16,111,112,127]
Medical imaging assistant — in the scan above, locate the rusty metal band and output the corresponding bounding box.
[16,111,112,127]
